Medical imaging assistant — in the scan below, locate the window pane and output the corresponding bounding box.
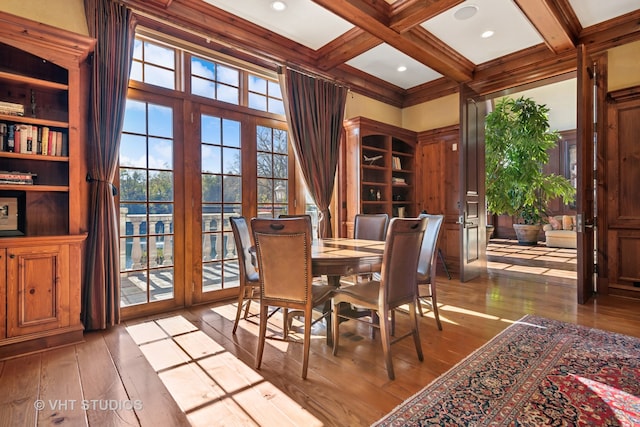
[249,93,267,111]
[217,64,239,86]
[122,100,146,134]
[249,75,267,93]
[132,39,143,60]
[269,98,285,115]
[148,137,173,170]
[120,168,147,201]
[256,153,271,178]
[143,64,175,90]
[217,83,239,104]
[268,80,282,98]
[148,104,173,138]
[202,115,221,145]
[256,126,272,151]
[120,134,147,168]
[222,119,240,147]
[192,76,215,99]
[191,56,216,79]
[145,41,175,68]
[222,147,240,174]
[273,154,288,179]
[149,170,173,202]
[257,177,272,203]
[273,129,287,153]
[202,175,222,202]
[130,62,142,82]
[202,145,222,174]
[223,176,241,202]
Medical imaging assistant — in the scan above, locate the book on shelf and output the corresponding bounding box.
[392,156,402,170]
[0,122,67,156]
[0,101,24,117]
[0,170,37,185]
[392,176,406,184]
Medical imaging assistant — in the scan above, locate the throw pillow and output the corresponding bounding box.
[548,216,561,230]
[562,215,573,231]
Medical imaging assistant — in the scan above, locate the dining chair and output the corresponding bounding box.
[354,213,389,241]
[331,217,427,380]
[251,217,335,379]
[278,214,313,239]
[415,213,445,330]
[230,216,261,335]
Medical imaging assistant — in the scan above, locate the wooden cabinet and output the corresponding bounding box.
[342,117,417,236]
[0,12,93,358]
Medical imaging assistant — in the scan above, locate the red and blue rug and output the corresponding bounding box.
[373,315,640,426]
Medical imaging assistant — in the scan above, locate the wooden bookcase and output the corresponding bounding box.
[0,12,94,359]
[342,117,417,236]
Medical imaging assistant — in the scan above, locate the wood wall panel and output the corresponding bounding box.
[417,125,460,275]
[606,87,640,296]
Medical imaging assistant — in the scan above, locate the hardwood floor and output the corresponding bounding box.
[2,273,640,426]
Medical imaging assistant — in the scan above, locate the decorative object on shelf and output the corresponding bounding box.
[368,188,377,200]
[397,207,405,218]
[394,194,403,201]
[376,189,381,201]
[30,89,36,118]
[485,96,575,245]
[0,190,25,236]
[364,154,382,165]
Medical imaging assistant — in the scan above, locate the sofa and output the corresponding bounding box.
[543,215,577,249]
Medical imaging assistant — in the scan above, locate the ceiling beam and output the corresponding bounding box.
[390,0,463,32]
[514,0,575,54]
[315,28,381,71]
[311,0,473,82]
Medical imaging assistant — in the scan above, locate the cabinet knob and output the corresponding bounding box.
[29,288,36,295]
[9,254,15,259]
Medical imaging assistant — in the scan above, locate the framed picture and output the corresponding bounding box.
[0,191,26,236]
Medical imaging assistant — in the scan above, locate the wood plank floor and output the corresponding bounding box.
[2,272,640,426]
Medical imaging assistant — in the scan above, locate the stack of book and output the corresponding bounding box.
[392,176,406,184]
[392,156,402,170]
[0,101,24,117]
[0,170,37,185]
[0,122,67,156]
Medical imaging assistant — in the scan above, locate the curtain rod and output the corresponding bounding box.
[278,65,351,91]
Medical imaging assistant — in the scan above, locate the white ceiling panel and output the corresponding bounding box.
[202,0,353,50]
[346,44,442,89]
[568,0,640,28]
[421,0,543,65]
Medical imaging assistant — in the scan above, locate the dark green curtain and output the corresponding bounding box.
[82,0,136,329]
[278,68,348,238]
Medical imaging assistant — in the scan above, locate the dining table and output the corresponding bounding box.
[309,237,385,287]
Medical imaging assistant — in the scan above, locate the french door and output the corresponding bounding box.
[119,91,185,317]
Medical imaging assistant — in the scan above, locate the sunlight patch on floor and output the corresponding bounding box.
[125,315,323,427]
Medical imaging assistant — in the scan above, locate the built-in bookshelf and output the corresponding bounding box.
[0,11,94,359]
[343,117,417,236]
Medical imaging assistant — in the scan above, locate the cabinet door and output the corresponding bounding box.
[6,244,69,337]
[0,248,5,339]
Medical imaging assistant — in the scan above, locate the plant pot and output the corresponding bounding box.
[486,225,494,247]
[513,224,541,246]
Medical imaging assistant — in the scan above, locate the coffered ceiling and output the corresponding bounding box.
[133,0,640,106]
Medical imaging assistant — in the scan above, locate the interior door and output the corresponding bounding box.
[576,45,602,303]
[459,84,487,282]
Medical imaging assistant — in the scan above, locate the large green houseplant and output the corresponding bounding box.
[485,96,575,245]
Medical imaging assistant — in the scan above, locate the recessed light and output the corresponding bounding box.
[271,1,286,11]
[397,65,407,72]
[454,5,478,21]
[481,30,494,39]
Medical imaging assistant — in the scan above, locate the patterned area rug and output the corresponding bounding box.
[373,315,640,426]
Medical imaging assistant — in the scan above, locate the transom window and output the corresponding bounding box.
[248,74,285,114]
[191,56,240,105]
[130,38,176,90]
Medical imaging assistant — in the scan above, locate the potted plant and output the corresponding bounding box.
[485,96,575,245]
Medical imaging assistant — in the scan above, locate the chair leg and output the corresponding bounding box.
[378,307,394,380]
[232,283,247,334]
[283,308,289,339]
[332,300,340,356]
[409,302,424,362]
[301,309,312,380]
[255,303,268,370]
[430,283,443,331]
[416,283,425,318]
[323,300,333,346]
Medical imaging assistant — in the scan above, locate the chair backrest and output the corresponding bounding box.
[380,217,427,307]
[229,216,259,282]
[278,214,313,238]
[416,214,444,283]
[251,217,312,306]
[354,213,389,241]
